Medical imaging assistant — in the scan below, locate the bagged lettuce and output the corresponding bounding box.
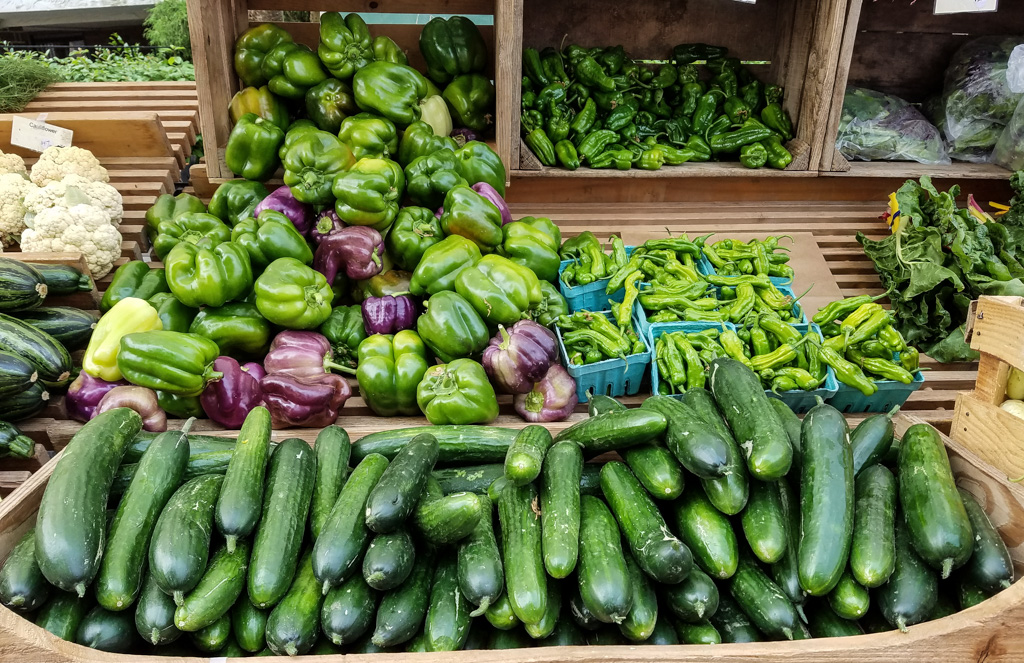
[836,87,949,164]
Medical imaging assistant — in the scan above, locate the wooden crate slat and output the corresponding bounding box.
[0,113,173,159]
[248,0,494,11]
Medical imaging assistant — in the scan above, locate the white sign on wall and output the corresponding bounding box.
[935,0,998,14]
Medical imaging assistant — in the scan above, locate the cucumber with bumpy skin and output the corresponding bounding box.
[190,612,231,653]
[663,566,719,623]
[619,553,657,642]
[827,570,870,620]
[310,425,350,539]
[577,495,632,624]
[710,595,761,643]
[642,395,731,478]
[457,512,503,617]
[424,556,471,651]
[958,488,1013,594]
[214,406,271,552]
[0,528,49,611]
[622,444,685,500]
[674,485,738,580]
[371,547,435,648]
[504,425,553,486]
[553,408,666,456]
[174,541,249,632]
[771,477,805,613]
[135,572,180,646]
[675,620,721,644]
[850,464,896,589]
[683,389,749,515]
[265,550,323,657]
[728,555,801,640]
[877,511,938,632]
[353,426,517,462]
[741,478,788,565]
[524,581,561,640]
[484,591,520,631]
[540,441,582,579]
[76,605,136,653]
[365,433,439,534]
[37,591,90,642]
[363,530,416,591]
[850,406,897,476]
[646,617,679,645]
[768,397,802,466]
[498,481,547,625]
[807,601,864,638]
[322,572,377,647]
[542,618,587,646]
[231,596,267,653]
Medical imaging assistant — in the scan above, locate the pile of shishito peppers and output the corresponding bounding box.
[521,43,795,171]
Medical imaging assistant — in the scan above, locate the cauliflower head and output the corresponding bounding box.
[0,151,27,178]
[21,203,122,279]
[30,146,109,187]
[24,176,123,227]
[0,174,35,248]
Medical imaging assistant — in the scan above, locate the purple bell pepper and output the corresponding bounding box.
[362,295,418,335]
[200,356,265,429]
[260,372,351,428]
[264,330,350,378]
[472,182,512,226]
[311,209,345,246]
[255,185,314,236]
[314,226,384,284]
[451,128,480,146]
[96,386,168,432]
[65,372,128,422]
[514,364,578,422]
[482,320,559,394]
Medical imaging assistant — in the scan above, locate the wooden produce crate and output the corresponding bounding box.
[817,0,1024,178]
[505,0,851,178]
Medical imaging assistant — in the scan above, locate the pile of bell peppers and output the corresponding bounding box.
[521,42,794,171]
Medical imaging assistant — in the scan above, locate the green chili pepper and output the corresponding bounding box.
[541,47,568,82]
[861,358,914,384]
[706,115,732,138]
[813,292,889,325]
[771,375,800,393]
[660,334,687,392]
[750,335,808,372]
[713,69,739,98]
[545,104,572,142]
[719,328,752,369]
[741,80,763,112]
[805,334,825,381]
[523,125,556,166]
[899,347,920,373]
[575,55,615,92]
[761,135,793,169]
[877,325,906,352]
[750,323,771,356]
[571,98,597,135]
[692,90,723,135]
[859,340,892,359]
[818,345,876,396]
[523,48,550,87]
[724,96,751,124]
[846,309,891,347]
[774,367,823,391]
[590,148,633,170]
[555,139,580,170]
[614,270,643,330]
[761,102,794,140]
[578,129,618,163]
[710,119,775,154]
[739,143,768,169]
[671,332,705,390]
[683,309,728,323]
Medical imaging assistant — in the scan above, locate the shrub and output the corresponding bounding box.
[144,0,191,59]
[0,56,56,112]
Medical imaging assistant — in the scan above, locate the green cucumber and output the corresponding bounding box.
[877,511,938,631]
[190,612,231,653]
[709,594,761,643]
[485,591,520,630]
[850,464,896,588]
[586,627,627,645]
[542,618,587,646]
[957,581,988,610]
[619,553,657,642]
[310,425,350,539]
[599,461,692,584]
[621,444,685,500]
[498,481,547,625]
[641,395,731,478]
[898,423,973,578]
[313,453,389,595]
[414,486,485,545]
[958,488,1013,594]
[28,262,91,296]
[353,425,517,462]
[433,463,504,494]
[553,408,667,456]
[929,592,959,620]
[214,405,271,552]
[807,601,864,638]
[310,638,345,654]
[524,581,561,640]
[231,596,268,653]
[577,495,632,624]
[588,392,626,415]
[126,431,236,462]
[646,617,679,645]
[799,399,854,596]
[828,569,870,619]
[96,425,190,611]
[682,387,731,437]
[371,547,436,647]
[861,607,895,634]
[463,620,492,649]
[540,440,582,579]
[35,408,142,596]
[322,572,377,647]
[174,541,249,632]
[709,357,793,480]
[675,619,721,644]
[250,437,315,607]
[36,591,89,641]
[366,432,439,533]
[0,312,73,387]
[581,463,602,495]
[0,528,49,611]
[771,477,805,611]
[457,513,503,616]
[135,571,180,645]
[663,565,719,622]
[741,479,788,564]
[14,306,97,353]
[683,389,749,515]
[363,530,416,591]
[568,584,601,630]
[674,484,738,580]
[768,397,802,465]
[265,550,323,656]
[850,405,897,476]
[505,425,553,486]
[148,474,223,604]
[424,556,471,651]
[76,605,136,652]
[490,627,534,649]
[728,555,801,640]
[216,638,247,657]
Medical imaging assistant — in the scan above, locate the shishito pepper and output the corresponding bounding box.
[500,216,562,282]
[304,79,358,134]
[339,113,398,161]
[410,235,482,297]
[531,281,569,327]
[332,157,405,231]
[404,148,468,209]
[818,345,877,396]
[352,61,430,127]
[416,358,498,425]
[419,16,488,86]
[575,55,615,92]
[117,331,222,397]
[397,120,458,166]
[189,302,272,358]
[571,98,597,135]
[356,331,430,416]
[761,101,794,141]
[224,113,285,182]
[554,139,580,170]
[229,85,290,130]
[83,297,163,382]
[165,241,253,309]
[234,23,293,87]
[147,292,196,334]
[317,12,374,80]
[440,185,504,254]
[261,42,328,99]
[443,74,495,131]
[577,129,618,163]
[231,209,314,270]
[152,212,231,261]
[254,257,333,329]
[710,119,774,154]
[100,261,169,313]
[545,104,572,143]
[206,180,268,226]
[523,48,550,88]
[523,125,556,166]
[455,254,544,326]
[417,290,490,361]
[282,129,357,205]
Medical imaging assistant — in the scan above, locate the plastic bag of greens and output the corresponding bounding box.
[992,46,1024,170]
[836,87,949,164]
[940,36,1024,162]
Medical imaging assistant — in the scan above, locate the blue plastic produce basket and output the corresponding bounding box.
[648,321,737,400]
[558,246,635,313]
[556,310,650,403]
[828,357,925,413]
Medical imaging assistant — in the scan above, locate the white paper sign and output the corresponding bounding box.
[10,116,73,153]
[935,0,997,14]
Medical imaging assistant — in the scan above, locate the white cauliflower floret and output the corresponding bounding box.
[21,202,122,279]
[24,176,123,226]
[0,151,27,178]
[0,173,35,248]
[30,146,109,187]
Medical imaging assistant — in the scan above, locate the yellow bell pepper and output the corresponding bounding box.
[83,297,162,381]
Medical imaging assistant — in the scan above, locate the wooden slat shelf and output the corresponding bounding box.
[512,163,819,179]
[825,161,1013,180]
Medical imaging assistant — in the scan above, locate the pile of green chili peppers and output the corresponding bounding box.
[702,235,796,281]
[556,311,646,366]
[811,294,921,396]
[521,42,794,172]
[559,231,629,288]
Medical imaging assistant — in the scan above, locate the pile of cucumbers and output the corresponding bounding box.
[0,356,1013,656]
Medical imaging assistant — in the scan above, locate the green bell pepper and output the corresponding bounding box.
[189,302,272,358]
[261,42,327,99]
[224,113,285,182]
[356,331,430,417]
[148,292,196,333]
[332,157,405,231]
[282,129,357,205]
[229,85,290,130]
[234,23,293,87]
[319,304,367,369]
[419,94,453,138]
[152,212,232,261]
[117,331,222,397]
[373,35,408,66]
[396,120,458,166]
[387,207,444,272]
[317,12,374,80]
[404,148,468,209]
[417,291,489,361]
[165,241,253,309]
[101,260,169,313]
[231,209,314,270]
[254,257,334,329]
[416,358,498,425]
[157,391,204,419]
[145,192,205,239]
[419,16,487,86]
[353,61,430,127]
[450,140,506,196]
[410,234,481,296]
[531,280,568,327]
[305,78,358,134]
[338,113,399,161]
[455,254,544,326]
[440,185,504,254]
[442,74,495,131]
[499,216,562,283]
[207,180,269,227]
